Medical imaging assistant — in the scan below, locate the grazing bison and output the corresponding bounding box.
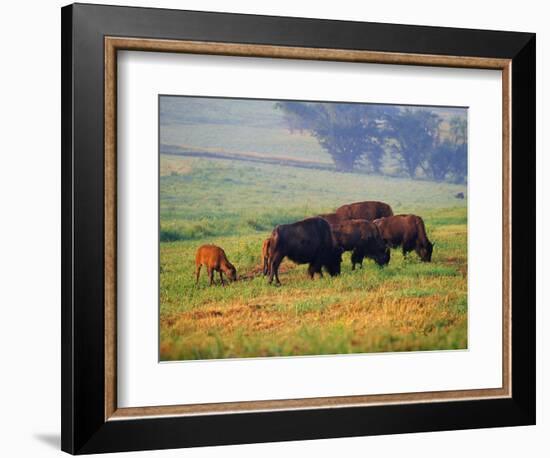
[374,215,434,262]
[268,217,342,285]
[261,237,272,276]
[335,200,394,221]
[331,219,390,269]
[455,192,465,199]
[318,213,343,226]
[195,244,237,286]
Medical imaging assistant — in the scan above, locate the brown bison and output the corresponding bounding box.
[268,217,342,285]
[261,237,272,276]
[335,201,394,221]
[374,215,434,262]
[331,219,390,269]
[318,213,343,226]
[195,244,237,286]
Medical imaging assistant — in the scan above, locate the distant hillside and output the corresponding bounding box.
[159,96,467,180]
[160,96,286,128]
[160,96,466,130]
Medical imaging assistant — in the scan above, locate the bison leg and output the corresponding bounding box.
[317,263,324,278]
[307,264,316,279]
[308,260,323,279]
[208,267,214,286]
[269,253,283,285]
[351,248,364,270]
[219,270,226,286]
[195,265,202,284]
[414,242,422,261]
[402,237,416,259]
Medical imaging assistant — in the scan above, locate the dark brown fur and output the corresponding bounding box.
[268,217,342,285]
[374,215,434,262]
[195,244,237,286]
[335,201,394,221]
[331,219,390,268]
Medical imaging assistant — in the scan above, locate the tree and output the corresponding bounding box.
[449,115,467,145]
[421,114,468,182]
[448,116,468,182]
[277,102,466,182]
[386,108,442,178]
[276,102,395,172]
[428,139,455,181]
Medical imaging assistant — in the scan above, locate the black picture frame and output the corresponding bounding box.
[61,3,535,454]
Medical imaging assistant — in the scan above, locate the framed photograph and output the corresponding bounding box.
[61,3,536,454]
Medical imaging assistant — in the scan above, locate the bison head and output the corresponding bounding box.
[324,247,343,276]
[375,247,391,266]
[418,241,434,262]
[225,263,238,281]
[370,236,391,266]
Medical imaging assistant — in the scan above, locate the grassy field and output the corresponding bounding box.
[159,154,467,361]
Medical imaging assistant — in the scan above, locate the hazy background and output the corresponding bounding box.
[160,96,467,182]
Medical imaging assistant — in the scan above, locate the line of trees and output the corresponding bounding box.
[276,102,467,183]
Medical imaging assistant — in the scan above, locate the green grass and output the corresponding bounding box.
[159,154,467,360]
[160,155,466,241]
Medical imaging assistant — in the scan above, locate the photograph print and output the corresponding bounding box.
[159,95,468,361]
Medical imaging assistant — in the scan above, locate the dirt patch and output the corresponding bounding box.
[238,262,296,281]
[443,257,468,277]
[190,309,224,319]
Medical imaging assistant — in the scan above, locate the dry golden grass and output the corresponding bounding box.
[160,236,467,360]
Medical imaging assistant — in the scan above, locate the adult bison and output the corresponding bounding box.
[374,215,434,262]
[318,213,342,226]
[335,201,393,221]
[331,219,390,269]
[268,217,342,285]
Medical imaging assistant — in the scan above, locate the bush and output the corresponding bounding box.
[160,228,184,242]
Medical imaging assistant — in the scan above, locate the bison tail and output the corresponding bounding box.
[270,226,281,253]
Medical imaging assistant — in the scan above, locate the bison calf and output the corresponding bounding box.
[331,219,390,269]
[374,215,434,262]
[195,244,237,286]
[268,217,342,285]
